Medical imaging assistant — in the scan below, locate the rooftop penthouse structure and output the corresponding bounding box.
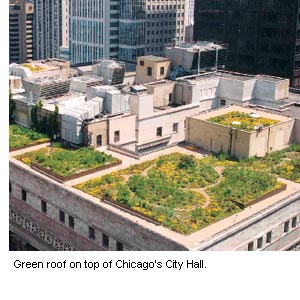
[186,106,297,158]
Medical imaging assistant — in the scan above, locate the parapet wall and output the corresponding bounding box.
[9,159,187,251]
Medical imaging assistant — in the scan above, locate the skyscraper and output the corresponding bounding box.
[70,0,186,65]
[9,0,34,64]
[184,0,194,42]
[34,0,62,60]
[194,0,300,89]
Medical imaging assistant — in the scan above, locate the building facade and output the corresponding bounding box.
[194,0,300,89]
[9,0,34,64]
[34,0,62,60]
[70,0,186,65]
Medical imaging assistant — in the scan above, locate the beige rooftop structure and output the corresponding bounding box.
[187,105,295,158]
[21,59,70,81]
[136,56,171,84]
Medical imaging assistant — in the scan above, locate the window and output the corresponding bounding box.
[140,60,144,66]
[59,210,65,223]
[160,66,165,76]
[116,241,124,251]
[41,200,47,214]
[173,123,178,133]
[284,221,289,233]
[9,182,12,193]
[69,215,74,229]
[22,189,27,201]
[96,134,102,146]
[147,67,152,76]
[248,242,254,251]
[292,216,297,228]
[220,99,226,106]
[102,233,109,248]
[257,237,263,249]
[89,226,95,240]
[156,127,162,137]
[266,231,272,243]
[114,131,120,142]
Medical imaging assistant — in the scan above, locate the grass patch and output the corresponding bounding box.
[9,124,50,149]
[16,145,119,177]
[208,166,281,205]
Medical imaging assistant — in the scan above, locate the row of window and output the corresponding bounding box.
[143,65,165,77]
[284,217,298,233]
[88,226,123,251]
[11,185,124,251]
[248,231,272,251]
[247,216,299,251]
[146,29,183,37]
[146,21,184,28]
[147,13,184,19]
[156,123,179,137]
[146,33,181,43]
[147,4,185,11]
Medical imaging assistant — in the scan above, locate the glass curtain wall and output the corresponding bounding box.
[119,0,146,62]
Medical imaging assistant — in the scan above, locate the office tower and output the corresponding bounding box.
[34,0,62,60]
[70,0,186,65]
[184,0,194,42]
[9,0,34,64]
[194,0,300,89]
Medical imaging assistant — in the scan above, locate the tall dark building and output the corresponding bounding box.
[194,0,300,89]
[9,0,34,64]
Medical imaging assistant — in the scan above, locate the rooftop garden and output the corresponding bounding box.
[9,124,50,150]
[21,63,46,72]
[208,111,279,132]
[75,152,282,234]
[16,142,120,178]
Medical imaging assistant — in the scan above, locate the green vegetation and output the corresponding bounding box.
[31,100,59,139]
[208,111,279,132]
[208,166,281,205]
[75,152,281,234]
[9,89,15,123]
[16,145,118,176]
[9,124,50,149]
[240,144,300,183]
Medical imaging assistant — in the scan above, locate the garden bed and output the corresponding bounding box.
[9,124,50,151]
[16,144,121,182]
[231,183,287,209]
[75,152,281,234]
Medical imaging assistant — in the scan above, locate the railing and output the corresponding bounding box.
[108,144,141,159]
